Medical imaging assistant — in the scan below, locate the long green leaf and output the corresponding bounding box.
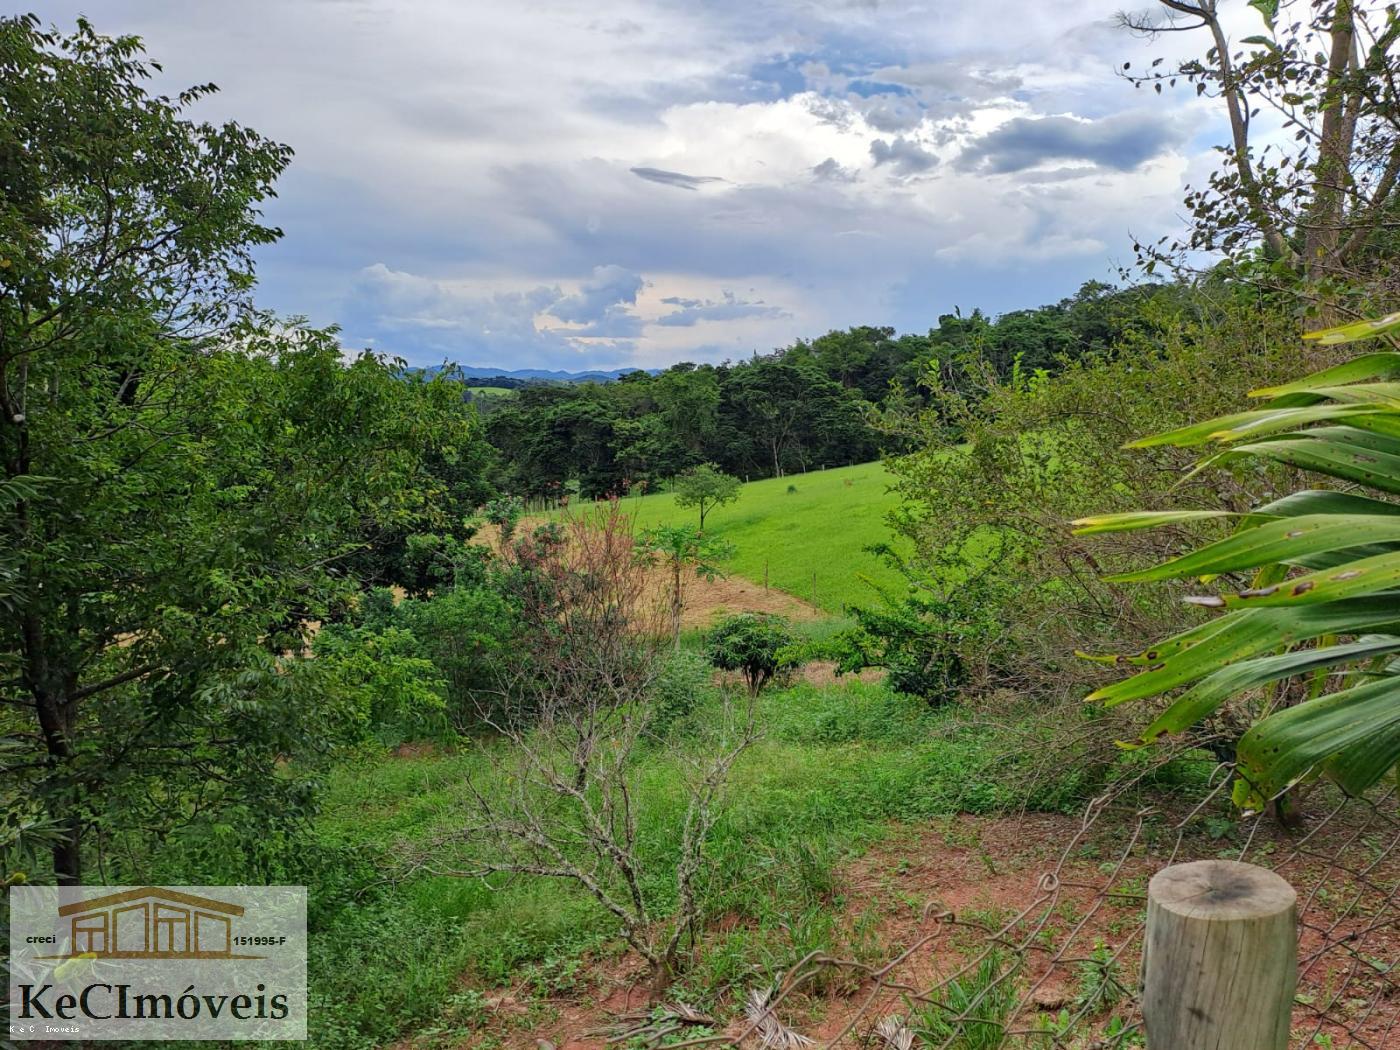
[1256,489,1400,517]
[1324,719,1400,796]
[1128,404,1392,449]
[1234,674,1400,810]
[1129,636,1400,746]
[1209,549,1400,608]
[1299,315,1400,347]
[1078,604,1255,667]
[1108,514,1400,583]
[1302,382,1400,406]
[1069,510,1243,536]
[1086,595,1400,706]
[1226,430,1400,494]
[1251,349,1400,393]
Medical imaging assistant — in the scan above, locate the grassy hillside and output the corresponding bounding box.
[616,462,903,614]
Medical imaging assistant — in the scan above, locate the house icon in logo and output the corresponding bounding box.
[54,887,247,959]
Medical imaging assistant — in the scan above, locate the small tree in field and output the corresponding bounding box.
[673,463,741,530]
[639,525,735,646]
[709,613,797,696]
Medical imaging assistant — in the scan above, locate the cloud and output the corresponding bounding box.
[812,157,858,182]
[546,264,644,323]
[869,136,938,175]
[655,290,789,327]
[956,111,1186,174]
[342,263,641,368]
[48,0,1222,368]
[629,166,725,190]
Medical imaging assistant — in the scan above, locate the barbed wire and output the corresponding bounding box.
[605,735,1400,1049]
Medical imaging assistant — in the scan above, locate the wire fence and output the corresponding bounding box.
[607,739,1400,1049]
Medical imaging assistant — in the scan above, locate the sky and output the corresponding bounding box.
[30,1,1268,371]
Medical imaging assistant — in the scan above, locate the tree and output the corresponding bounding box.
[0,19,483,882]
[652,365,720,461]
[1122,0,1400,293]
[639,525,735,646]
[1079,311,1400,814]
[672,462,741,530]
[708,613,797,696]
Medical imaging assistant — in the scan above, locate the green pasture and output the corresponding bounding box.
[613,462,905,614]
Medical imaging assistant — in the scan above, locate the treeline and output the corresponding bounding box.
[480,280,1185,499]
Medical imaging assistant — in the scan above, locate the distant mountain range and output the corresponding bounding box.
[420,364,656,383]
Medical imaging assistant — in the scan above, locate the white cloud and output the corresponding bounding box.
[26,0,1249,367]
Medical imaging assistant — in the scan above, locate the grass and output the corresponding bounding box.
[611,462,905,614]
[466,385,515,396]
[283,680,1117,1048]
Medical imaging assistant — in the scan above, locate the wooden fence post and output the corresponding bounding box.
[1143,859,1296,1050]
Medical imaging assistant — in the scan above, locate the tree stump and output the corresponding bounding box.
[1142,859,1296,1050]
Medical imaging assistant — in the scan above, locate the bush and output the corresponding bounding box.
[884,289,1329,706]
[311,623,448,745]
[708,613,797,696]
[648,648,716,739]
[383,586,517,728]
[828,543,1011,703]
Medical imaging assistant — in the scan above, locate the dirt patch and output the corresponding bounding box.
[796,660,885,687]
[390,741,442,760]
[435,808,1400,1050]
[670,571,824,631]
[474,520,827,632]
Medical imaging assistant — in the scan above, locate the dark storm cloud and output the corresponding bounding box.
[629,166,725,190]
[546,264,644,323]
[656,291,788,327]
[957,111,1185,174]
[25,0,1213,369]
[812,157,858,182]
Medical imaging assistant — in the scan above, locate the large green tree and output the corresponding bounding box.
[0,17,482,882]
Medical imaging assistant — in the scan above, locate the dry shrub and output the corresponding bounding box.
[426,500,757,992]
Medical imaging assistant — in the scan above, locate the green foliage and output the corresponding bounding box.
[1073,941,1128,1014]
[483,284,1172,501]
[311,624,448,745]
[885,288,1319,704]
[708,613,797,695]
[1082,314,1400,811]
[908,950,1018,1050]
[639,524,736,581]
[482,494,524,547]
[647,648,717,739]
[0,17,491,882]
[671,462,741,529]
[826,544,1009,702]
[382,585,517,727]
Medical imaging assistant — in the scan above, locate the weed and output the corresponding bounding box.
[908,951,1018,1050]
[1073,941,1128,1015]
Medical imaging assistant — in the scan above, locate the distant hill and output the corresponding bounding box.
[419,364,656,383]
